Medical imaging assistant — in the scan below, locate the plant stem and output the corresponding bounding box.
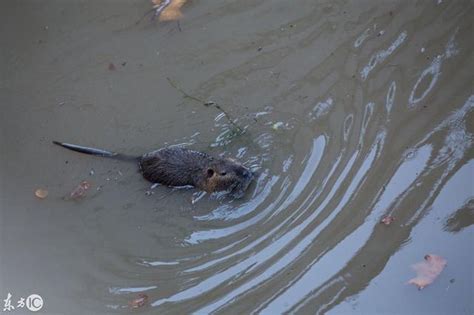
[166,77,244,134]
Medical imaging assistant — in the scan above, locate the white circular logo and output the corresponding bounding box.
[26,294,44,312]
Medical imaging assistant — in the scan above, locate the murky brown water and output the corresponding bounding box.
[1,0,473,314]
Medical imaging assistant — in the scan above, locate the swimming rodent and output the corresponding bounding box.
[52,141,254,198]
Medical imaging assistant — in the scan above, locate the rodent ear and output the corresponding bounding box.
[207,168,215,178]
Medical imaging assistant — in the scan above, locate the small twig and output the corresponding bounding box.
[205,102,243,133]
[166,77,244,134]
[177,20,182,32]
[167,77,204,103]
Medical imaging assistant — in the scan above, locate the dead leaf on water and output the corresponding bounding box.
[128,293,148,309]
[152,0,186,21]
[407,254,447,290]
[70,181,91,199]
[35,188,48,199]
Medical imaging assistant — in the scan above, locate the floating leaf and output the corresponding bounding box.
[70,181,91,199]
[35,188,48,199]
[128,293,148,309]
[152,0,186,21]
[407,254,447,289]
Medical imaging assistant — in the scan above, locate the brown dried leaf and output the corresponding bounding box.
[70,181,91,199]
[152,0,186,21]
[128,293,148,309]
[35,188,48,199]
[408,254,447,289]
[381,216,395,226]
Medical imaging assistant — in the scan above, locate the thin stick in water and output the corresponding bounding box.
[166,77,244,134]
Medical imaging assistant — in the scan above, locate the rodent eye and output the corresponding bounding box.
[220,172,227,176]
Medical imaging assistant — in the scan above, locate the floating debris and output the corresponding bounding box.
[381,216,395,226]
[35,188,48,199]
[128,293,148,309]
[70,181,91,199]
[166,77,244,135]
[407,254,447,290]
[152,0,186,21]
[272,122,284,130]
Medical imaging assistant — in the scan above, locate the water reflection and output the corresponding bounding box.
[122,3,472,312]
[444,198,474,233]
[360,31,407,81]
[111,20,471,313]
[408,29,459,108]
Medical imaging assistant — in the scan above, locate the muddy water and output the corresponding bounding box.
[1,0,473,314]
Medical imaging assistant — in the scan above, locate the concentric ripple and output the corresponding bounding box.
[102,1,473,314]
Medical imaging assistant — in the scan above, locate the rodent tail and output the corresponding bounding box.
[52,141,138,161]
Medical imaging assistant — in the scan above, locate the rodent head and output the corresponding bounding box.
[202,158,254,197]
